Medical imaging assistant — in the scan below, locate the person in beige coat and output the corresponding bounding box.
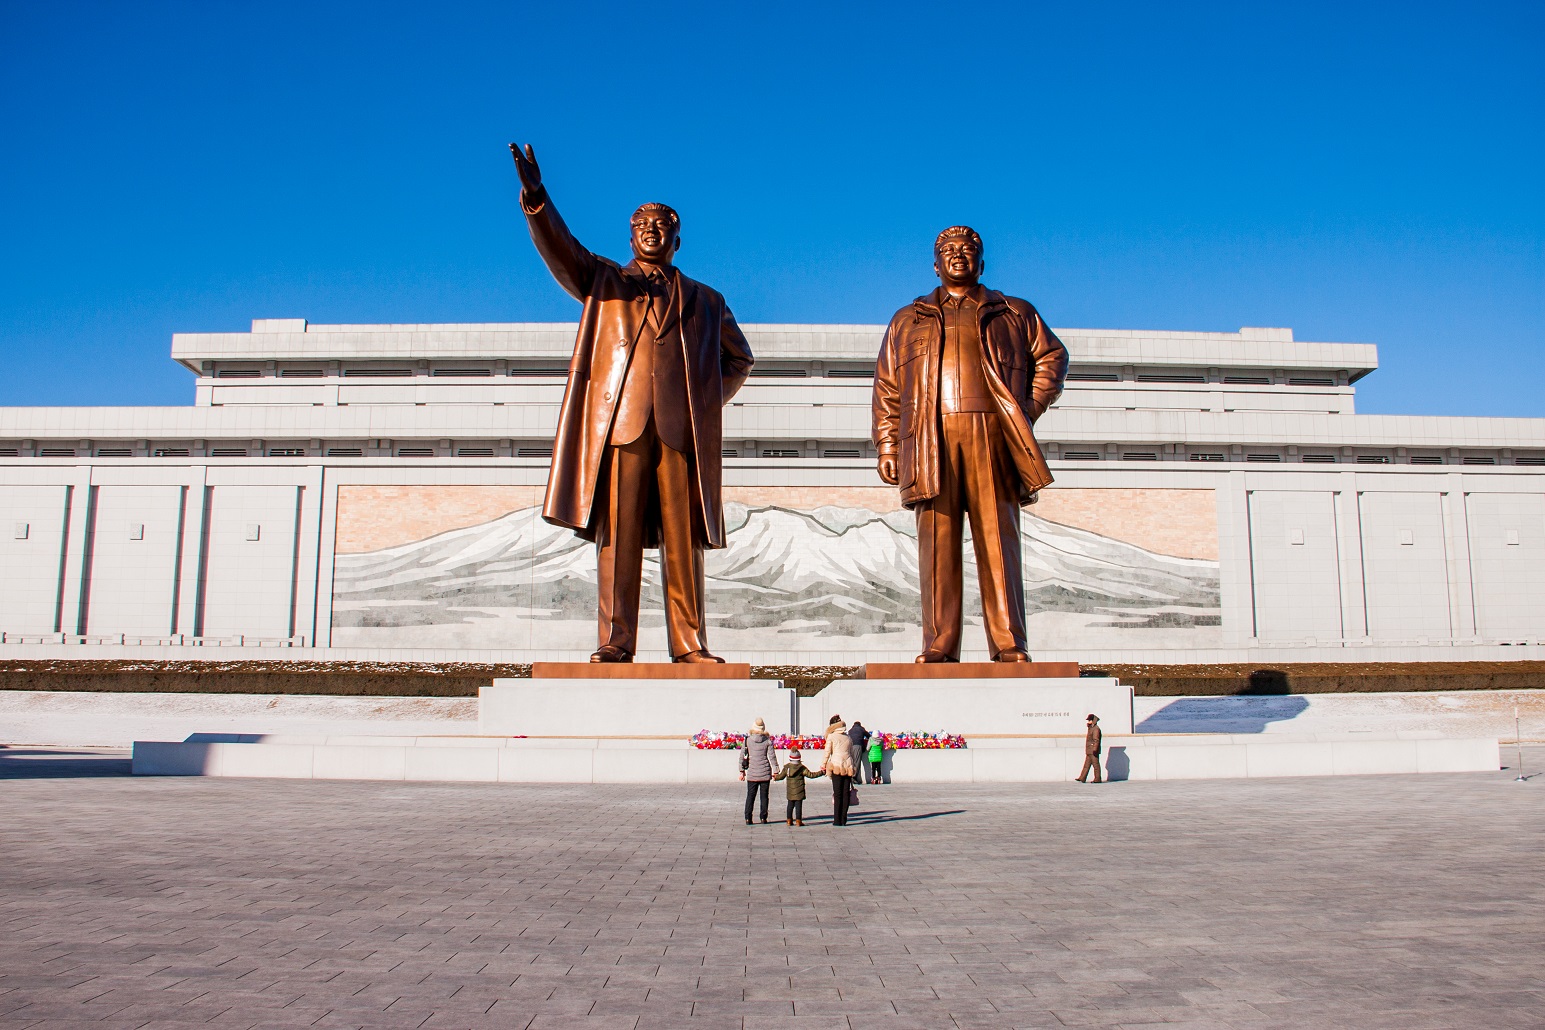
[822,715,858,826]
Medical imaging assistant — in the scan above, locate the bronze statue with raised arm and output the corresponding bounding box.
[509,143,754,663]
[872,227,1069,663]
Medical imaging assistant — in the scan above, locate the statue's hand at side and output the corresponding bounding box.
[509,142,543,195]
[877,455,899,485]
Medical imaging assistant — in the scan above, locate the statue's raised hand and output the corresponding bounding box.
[509,142,542,194]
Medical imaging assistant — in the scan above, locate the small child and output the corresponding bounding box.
[772,748,824,826]
[867,734,884,784]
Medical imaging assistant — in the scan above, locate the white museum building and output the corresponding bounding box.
[1,317,1542,667]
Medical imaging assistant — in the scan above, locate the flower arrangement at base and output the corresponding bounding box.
[876,731,966,750]
[689,730,965,750]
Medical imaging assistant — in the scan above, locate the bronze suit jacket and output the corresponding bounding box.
[872,287,1068,507]
[522,188,755,547]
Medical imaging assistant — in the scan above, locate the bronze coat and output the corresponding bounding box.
[522,187,755,547]
[872,287,1068,507]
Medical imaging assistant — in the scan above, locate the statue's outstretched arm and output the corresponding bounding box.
[509,142,598,301]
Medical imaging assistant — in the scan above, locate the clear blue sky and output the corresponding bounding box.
[1,1,1540,416]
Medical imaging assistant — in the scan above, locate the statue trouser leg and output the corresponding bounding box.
[916,470,966,660]
[595,434,651,656]
[595,421,707,658]
[917,414,1027,660]
[956,415,1027,658]
[653,439,707,658]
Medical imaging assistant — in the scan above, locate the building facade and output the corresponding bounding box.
[1,318,1542,665]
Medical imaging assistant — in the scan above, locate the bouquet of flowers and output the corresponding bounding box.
[875,731,967,750]
[688,731,831,750]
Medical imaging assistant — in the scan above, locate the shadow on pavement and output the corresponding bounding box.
[0,746,132,779]
[845,809,966,824]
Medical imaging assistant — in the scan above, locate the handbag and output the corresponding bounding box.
[848,784,860,806]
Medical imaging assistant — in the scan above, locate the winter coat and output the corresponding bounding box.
[823,722,857,777]
[868,739,883,763]
[873,286,1068,507]
[848,722,871,749]
[521,185,755,547]
[743,733,779,781]
[773,760,824,800]
[1085,723,1102,756]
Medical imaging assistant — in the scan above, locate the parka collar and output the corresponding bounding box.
[913,285,1009,318]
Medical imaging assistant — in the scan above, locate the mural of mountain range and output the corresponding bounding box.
[332,504,1220,636]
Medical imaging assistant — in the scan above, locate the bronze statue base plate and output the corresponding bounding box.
[530,662,752,680]
[861,661,1081,680]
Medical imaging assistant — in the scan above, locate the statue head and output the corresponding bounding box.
[933,225,984,289]
[631,202,681,265]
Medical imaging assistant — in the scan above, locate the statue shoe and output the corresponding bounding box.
[994,648,1032,663]
[589,645,633,663]
[675,649,726,664]
[914,649,958,664]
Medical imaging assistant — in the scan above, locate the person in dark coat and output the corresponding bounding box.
[1076,713,1103,783]
[773,748,824,826]
[848,721,872,784]
[740,718,780,823]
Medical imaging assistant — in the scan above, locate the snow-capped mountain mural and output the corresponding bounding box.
[331,501,1220,657]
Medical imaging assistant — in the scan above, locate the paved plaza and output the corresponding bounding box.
[0,747,1541,1029]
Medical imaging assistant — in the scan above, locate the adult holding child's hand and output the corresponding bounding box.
[822,714,858,827]
[742,718,779,825]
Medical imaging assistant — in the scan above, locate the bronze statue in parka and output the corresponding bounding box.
[872,226,1068,663]
[510,143,755,663]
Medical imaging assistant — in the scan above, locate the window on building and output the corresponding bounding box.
[209,448,248,457]
[396,447,436,457]
[327,448,364,457]
[1066,371,1120,382]
[343,368,412,377]
[1187,453,1225,462]
[749,369,808,378]
[268,448,305,457]
[434,369,493,377]
[1062,451,1100,461]
[826,368,875,378]
[152,448,190,457]
[761,449,801,458]
[1302,454,1337,463]
[1410,455,1445,465]
[1356,455,1393,464]
[516,447,553,458]
[1515,456,1545,466]
[38,447,76,457]
[1222,375,1271,385]
[508,367,568,377]
[1462,456,1497,465]
[95,448,132,457]
[1136,373,1206,384]
[1245,453,1281,462]
[823,449,863,458]
[1122,452,1159,461]
[456,447,495,457]
[279,368,325,378]
[214,369,263,378]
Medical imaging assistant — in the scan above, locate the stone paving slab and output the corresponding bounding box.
[0,746,1540,1028]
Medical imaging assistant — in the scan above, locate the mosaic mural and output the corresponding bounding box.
[330,486,1221,658]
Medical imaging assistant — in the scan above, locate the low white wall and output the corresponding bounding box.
[132,731,1500,784]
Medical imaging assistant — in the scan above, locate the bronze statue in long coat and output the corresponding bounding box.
[510,144,754,663]
[872,226,1068,663]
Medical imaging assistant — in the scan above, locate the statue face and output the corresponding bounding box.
[630,208,680,264]
[934,235,984,287]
